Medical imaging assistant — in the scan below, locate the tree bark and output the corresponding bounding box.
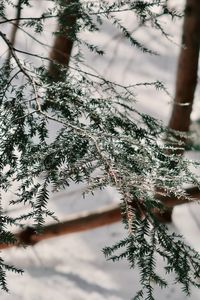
[48,0,77,79]
[0,186,199,250]
[156,0,200,222]
[0,204,121,250]
[169,0,200,132]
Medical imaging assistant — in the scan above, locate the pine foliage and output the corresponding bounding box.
[0,0,200,298]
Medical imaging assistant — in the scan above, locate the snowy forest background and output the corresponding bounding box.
[1,0,200,299]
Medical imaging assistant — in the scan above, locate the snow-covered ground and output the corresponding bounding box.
[1,0,200,299]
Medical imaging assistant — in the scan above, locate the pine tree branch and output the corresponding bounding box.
[0,15,58,25]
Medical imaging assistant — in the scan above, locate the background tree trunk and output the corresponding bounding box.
[169,0,200,132]
[156,0,200,222]
[6,0,22,64]
[48,0,77,79]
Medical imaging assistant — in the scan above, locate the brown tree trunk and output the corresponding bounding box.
[169,0,200,132]
[48,0,77,79]
[156,0,200,222]
[0,186,199,250]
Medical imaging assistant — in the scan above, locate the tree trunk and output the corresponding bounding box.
[48,0,77,79]
[169,0,200,132]
[0,186,199,250]
[6,0,22,64]
[156,0,200,222]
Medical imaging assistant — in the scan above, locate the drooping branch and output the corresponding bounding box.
[0,186,199,250]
